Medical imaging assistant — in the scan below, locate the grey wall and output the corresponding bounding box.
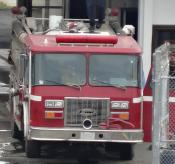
[153,0,175,25]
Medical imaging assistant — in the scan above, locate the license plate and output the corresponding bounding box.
[80,132,95,140]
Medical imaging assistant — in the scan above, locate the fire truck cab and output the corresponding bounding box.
[9,6,143,160]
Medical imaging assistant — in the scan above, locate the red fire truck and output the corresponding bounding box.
[9,6,145,160]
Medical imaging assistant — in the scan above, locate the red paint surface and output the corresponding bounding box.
[143,72,152,142]
[56,35,118,44]
[30,86,141,129]
[24,35,141,54]
[23,33,143,132]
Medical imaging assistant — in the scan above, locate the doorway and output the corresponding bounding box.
[152,25,175,51]
[121,8,138,40]
[69,0,87,19]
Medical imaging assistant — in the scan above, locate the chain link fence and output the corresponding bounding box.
[152,42,175,164]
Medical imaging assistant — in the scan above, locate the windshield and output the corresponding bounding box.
[89,55,140,87]
[32,54,86,86]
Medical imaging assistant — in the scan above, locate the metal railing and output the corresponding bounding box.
[30,0,66,18]
[152,42,175,164]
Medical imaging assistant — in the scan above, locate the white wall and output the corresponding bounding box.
[153,0,175,25]
[138,0,153,82]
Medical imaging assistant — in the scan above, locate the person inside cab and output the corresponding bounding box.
[86,0,105,32]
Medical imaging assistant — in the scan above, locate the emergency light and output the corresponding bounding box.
[56,35,118,44]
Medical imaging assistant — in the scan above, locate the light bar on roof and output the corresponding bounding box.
[56,35,118,44]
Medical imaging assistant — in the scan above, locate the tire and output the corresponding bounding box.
[25,139,41,158]
[120,143,134,160]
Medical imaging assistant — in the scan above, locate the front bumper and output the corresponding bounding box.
[29,127,143,143]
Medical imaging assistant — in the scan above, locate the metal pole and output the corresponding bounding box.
[160,76,169,148]
[152,51,161,164]
[45,0,50,18]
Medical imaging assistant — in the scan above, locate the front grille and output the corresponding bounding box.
[64,97,110,127]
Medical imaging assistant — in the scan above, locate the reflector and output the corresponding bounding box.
[45,112,55,119]
[111,113,129,120]
[45,111,63,119]
[119,113,129,120]
[54,112,63,118]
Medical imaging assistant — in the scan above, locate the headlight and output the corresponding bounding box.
[45,100,64,108]
[111,101,129,109]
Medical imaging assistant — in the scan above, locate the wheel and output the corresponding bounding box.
[120,143,134,160]
[25,139,41,158]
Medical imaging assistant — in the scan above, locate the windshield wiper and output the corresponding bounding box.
[45,80,81,90]
[92,79,126,90]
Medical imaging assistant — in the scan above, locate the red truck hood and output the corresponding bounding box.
[31,86,141,99]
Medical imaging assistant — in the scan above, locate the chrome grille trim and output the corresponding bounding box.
[64,97,110,127]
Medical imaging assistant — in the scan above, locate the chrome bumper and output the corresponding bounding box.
[29,127,143,143]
